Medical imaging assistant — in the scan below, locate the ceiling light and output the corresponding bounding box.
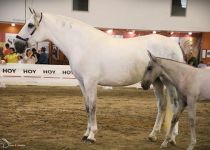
[128,30,135,34]
[106,29,113,34]
[11,23,15,27]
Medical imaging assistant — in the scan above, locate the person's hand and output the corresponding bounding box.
[0,60,6,65]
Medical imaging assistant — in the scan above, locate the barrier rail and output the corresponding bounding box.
[0,64,142,88]
[0,64,78,86]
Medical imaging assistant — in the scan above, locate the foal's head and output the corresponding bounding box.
[141,52,162,90]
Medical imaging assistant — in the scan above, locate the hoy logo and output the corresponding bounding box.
[43,70,55,74]
[2,68,16,73]
[62,70,72,75]
[23,69,36,74]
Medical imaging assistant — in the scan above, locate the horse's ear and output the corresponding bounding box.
[29,7,33,14]
[33,9,37,16]
[147,50,157,62]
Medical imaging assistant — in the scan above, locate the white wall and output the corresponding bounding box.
[26,0,70,19]
[71,0,210,32]
[0,0,25,23]
[0,0,210,32]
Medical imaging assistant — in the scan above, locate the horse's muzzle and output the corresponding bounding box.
[141,81,151,90]
[14,39,28,54]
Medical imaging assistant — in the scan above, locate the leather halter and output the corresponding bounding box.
[16,13,43,42]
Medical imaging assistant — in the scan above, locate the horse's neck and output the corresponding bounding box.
[160,59,192,88]
[43,14,106,58]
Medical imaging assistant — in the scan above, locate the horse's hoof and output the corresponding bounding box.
[186,146,193,150]
[160,141,168,148]
[84,138,95,144]
[169,139,176,146]
[81,136,88,142]
[148,135,157,142]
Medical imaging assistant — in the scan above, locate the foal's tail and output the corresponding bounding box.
[163,89,174,134]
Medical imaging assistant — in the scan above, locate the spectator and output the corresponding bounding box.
[4,47,19,63]
[37,47,48,64]
[18,55,24,64]
[3,43,11,55]
[32,48,40,63]
[187,51,198,67]
[24,48,37,64]
[0,47,3,60]
[0,59,6,64]
[52,49,59,60]
[198,61,207,68]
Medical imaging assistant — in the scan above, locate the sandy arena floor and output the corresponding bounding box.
[0,85,210,150]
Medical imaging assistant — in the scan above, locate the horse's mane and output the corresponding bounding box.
[156,57,191,67]
[48,13,121,39]
[54,14,91,27]
[50,13,83,25]
[47,13,144,40]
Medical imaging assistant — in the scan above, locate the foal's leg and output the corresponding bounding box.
[161,98,186,148]
[186,96,197,150]
[149,79,166,141]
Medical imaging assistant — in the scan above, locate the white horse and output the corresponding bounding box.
[142,52,209,150]
[15,10,184,143]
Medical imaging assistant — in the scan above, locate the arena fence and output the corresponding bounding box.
[0,64,142,88]
[0,64,78,86]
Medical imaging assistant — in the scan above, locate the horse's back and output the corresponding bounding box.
[105,34,184,62]
[97,34,184,86]
[140,34,184,62]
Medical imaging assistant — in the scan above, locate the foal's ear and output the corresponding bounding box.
[147,50,157,62]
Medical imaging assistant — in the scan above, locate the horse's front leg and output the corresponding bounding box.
[149,78,166,142]
[82,79,98,143]
[78,81,91,141]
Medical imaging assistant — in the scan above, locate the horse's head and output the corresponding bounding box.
[141,51,162,90]
[15,9,45,54]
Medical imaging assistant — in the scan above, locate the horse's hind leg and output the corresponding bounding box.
[80,79,98,143]
[149,78,166,142]
[161,97,186,148]
[165,84,179,143]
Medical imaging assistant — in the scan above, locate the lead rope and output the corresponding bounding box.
[0,138,26,149]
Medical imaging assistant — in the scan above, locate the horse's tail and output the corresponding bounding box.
[179,44,187,63]
[163,89,174,134]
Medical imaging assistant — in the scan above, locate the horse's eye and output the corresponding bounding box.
[147,66,153,71]
[28,23,34,28]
